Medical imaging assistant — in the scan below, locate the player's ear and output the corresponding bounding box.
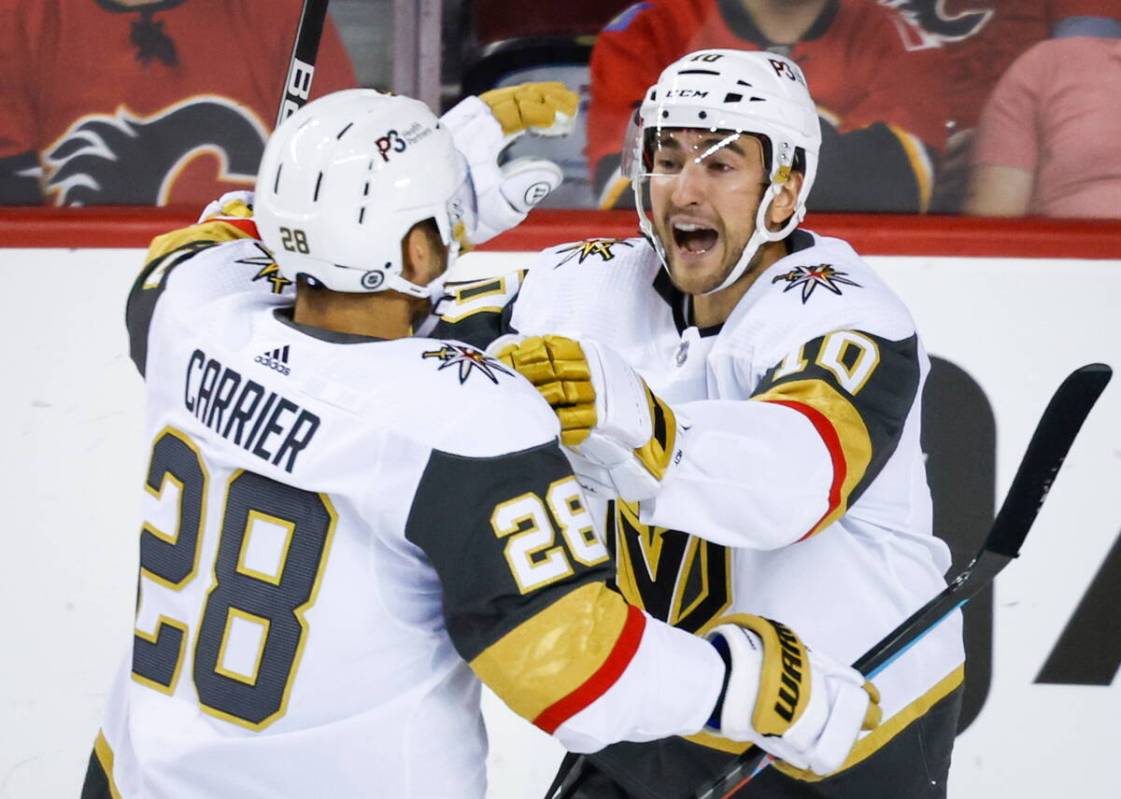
[767,171,804,230]
[401,219,448,286]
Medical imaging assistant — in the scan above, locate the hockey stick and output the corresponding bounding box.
[550,363,1113,799]
[276,0,331,126]
[694,362,1112,799]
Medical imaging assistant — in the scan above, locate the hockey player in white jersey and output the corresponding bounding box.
[80,88,882,799]
[434,52,966,798]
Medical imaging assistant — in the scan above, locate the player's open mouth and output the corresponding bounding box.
[672,222,718,255]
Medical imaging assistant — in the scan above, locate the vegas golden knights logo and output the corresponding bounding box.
[609,500,731,633]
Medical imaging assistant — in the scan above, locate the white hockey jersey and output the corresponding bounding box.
[94,215,729,798]
[436,230,965,778]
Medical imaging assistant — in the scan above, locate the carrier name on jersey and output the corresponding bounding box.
[184,348,320,473]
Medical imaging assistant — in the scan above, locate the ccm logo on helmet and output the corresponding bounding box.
[665,89,709,98]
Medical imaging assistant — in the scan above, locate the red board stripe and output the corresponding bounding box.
[2,208,1120,258]
[482,212,1121,259]
[532,603,647,735]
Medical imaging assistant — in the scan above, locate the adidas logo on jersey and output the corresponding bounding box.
[255,345,291,375]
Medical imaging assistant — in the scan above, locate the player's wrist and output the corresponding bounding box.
[705,627,736,730]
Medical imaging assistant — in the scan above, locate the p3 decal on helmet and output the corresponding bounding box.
[374,130,407,162]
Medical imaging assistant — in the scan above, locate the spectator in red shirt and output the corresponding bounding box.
[587,0,951,212]
[0,0,356,206]
[890,0,1119,211]
[965,34,1121,218]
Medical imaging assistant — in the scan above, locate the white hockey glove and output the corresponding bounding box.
[494,335,682,501]
[440,82,578,246]
[706,614,881,777]
[196,190,255,223]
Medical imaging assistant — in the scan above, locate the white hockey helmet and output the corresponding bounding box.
[255,89,473,297]
[625,50,821,294]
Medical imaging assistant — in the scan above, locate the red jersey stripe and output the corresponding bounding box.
[763,398,847,541]
[532,604,648,734]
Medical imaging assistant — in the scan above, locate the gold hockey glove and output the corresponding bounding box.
[479,82,578,137]
[706,614,881,777]
[440,83,579,246]
[496,335,681,501]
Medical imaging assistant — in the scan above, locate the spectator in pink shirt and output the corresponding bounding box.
[965,35,1121,218]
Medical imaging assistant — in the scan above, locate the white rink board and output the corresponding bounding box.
[1,246,1119,799]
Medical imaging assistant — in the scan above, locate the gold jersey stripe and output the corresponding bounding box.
[469,582,632,722]
[682,727,753,755]
[93,730,124,799]
[753,379,873,538]
[534,602,645,733]
[145,219,258,265]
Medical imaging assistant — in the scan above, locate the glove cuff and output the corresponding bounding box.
[706,632,734,729]
[704,620,764,740]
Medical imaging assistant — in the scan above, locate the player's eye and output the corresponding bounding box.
[705,158,734,174]
[653,154,683,173]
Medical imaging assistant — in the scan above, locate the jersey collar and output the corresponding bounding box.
[273,308,388,344]
[652,269,725,338]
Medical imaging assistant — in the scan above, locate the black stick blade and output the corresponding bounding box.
[986,364,1111,558]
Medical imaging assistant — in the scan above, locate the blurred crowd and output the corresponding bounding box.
[1,0,1118,218]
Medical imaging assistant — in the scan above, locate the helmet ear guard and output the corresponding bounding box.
[627,50,821,294]
[254,89,473,296]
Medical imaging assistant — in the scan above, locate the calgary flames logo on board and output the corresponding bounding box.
[44,97,267,206]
